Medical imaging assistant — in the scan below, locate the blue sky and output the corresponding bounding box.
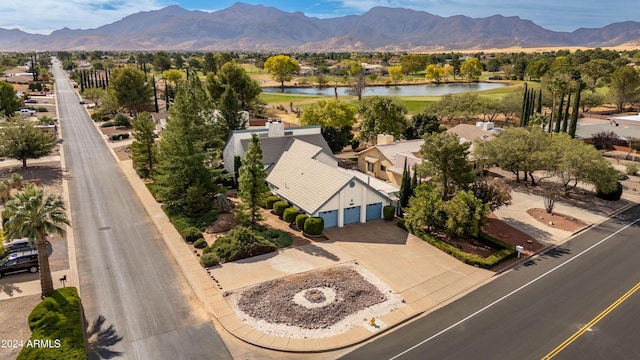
[2,0,638,35]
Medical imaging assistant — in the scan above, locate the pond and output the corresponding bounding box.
[262,82,507,97]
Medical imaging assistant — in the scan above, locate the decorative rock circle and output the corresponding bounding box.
[293,287,336,309]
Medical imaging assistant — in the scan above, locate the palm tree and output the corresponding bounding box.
[3,184,69,298]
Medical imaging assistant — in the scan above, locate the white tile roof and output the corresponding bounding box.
[267,140,354,214]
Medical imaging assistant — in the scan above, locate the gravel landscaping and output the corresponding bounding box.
[228,262,404,339]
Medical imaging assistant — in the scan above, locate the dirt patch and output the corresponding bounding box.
[527,208,589,233]
[100,126,131,136]
[0,295,41,360]
[482,213,545,254]
[113,145,131,161]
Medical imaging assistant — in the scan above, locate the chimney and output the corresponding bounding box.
[377,133,394,145]
[267,119,285,138]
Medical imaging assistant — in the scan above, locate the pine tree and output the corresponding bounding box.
[130,112,157,178]
[237,133,269,226]
[399,158,411,209]
[152,77,159,113]
[217,87,245,141]
[154,74,221,215]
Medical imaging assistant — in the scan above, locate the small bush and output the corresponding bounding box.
[91,112,110,122]
[597,181,623,201]
[100,121,115,128]
[273,201,289,216]
[113,113,131,127]
[181,227,202,243]
[304,217,324,235]
[211,235,234,261]
[36,107,48,112]
[383,205,395,220]
[109,133,130,141]
[295,214,309,231]
[283,207,299,223]
[260,229,292,247]
[193,238,207,249]
[626,163,639,176]
[200,252,220,267]
[265,195,281,209]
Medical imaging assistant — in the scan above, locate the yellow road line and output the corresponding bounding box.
[542,281,640,359]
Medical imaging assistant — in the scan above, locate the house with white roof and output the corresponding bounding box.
[356,134,423,186]
[267,140,392,228]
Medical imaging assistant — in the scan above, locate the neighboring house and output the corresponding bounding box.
[575,122,640,143]
[356,123,500,185]
[267,140,392,228]
[362,63,384,75]
[356,134,423,186]
[447,122,500,155]
[223,121,331,180]
[298,65,317,76]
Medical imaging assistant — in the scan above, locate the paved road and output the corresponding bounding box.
[53,61,232,359]
[342,205,640,360]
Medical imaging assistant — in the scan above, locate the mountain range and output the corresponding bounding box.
[1,3,640,51]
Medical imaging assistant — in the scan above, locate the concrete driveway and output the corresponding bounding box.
[206,219,494,352]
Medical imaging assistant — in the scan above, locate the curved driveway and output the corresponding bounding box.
[53,61,231,360]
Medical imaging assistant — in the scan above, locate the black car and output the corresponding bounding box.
[0,250,39,278]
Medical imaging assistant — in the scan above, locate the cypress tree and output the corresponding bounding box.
[79,71,84,92]
[399,158,411,209]
[562,91,571,133]
[555,93,564,133]
[152,77,159,113]
[536,89,543,114]
[520,83,528,127]
[568,84,581,138]
[411,165,418,196]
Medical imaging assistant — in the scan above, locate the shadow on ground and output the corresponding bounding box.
[86,315,124,360]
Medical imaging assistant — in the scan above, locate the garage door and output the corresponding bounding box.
[318,210,338,228]
[366,203,382,221]
[344,206,361,225]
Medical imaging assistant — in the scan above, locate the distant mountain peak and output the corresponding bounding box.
[0,5,638,51]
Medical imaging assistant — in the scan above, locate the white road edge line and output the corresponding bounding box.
[390,213,640,360]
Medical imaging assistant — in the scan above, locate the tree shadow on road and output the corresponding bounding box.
[294,243,340,261]
[86,315,124,360]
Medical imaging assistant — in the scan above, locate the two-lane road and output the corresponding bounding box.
[53,61,231,359]
[343,205,640,360]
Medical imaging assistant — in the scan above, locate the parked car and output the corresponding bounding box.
[24,99,37,104]
[1,238,35,258]
[19,108,36,116]
[79,99,85,105]
[0,249,39,278]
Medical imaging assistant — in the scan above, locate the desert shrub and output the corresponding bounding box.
[212,227,276,262]
[91,112,110,122]
[181,227,202,243]
[200,252,220,267]
[193,238,207,249]
[260,229,292,247]
[17,287,85,360]
[283,207,299,223]
[273,201,289,216]
[113,113,131,127]
[383,205,395,220]
[304,217,324,235]
[626,163,639,176]
[100,121,115,128]
[265,195,281,209]
[109,133,129,141]
[597,181,623,201]
[295,214,309,231]
[591,131,618,150]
